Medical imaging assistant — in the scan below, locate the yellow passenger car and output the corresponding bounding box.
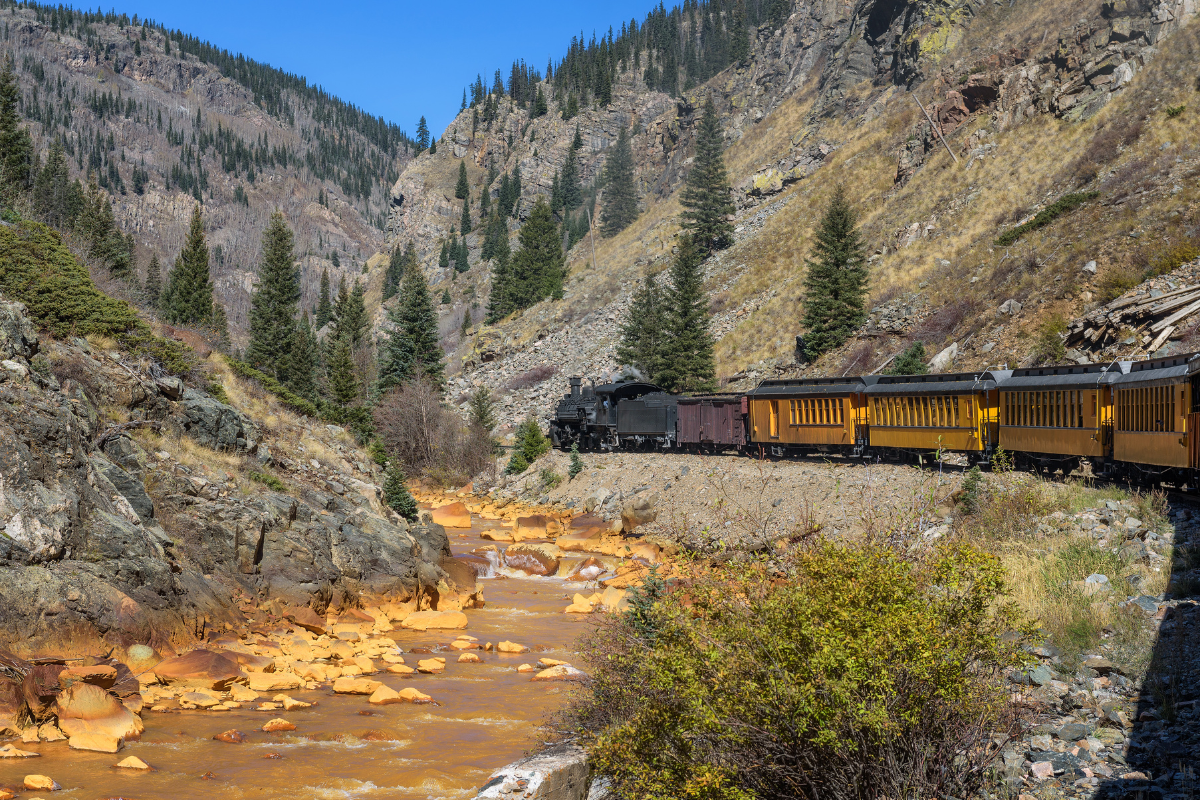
[864,371,1009,459]
[747,376,878,454]
[1113,354,1198,470]
[998,363,1127,464]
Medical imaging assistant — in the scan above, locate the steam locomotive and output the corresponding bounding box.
[550,353,1200,482]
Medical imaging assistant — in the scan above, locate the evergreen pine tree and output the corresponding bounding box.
[568,443,583,480]
[144,254,162,308]
[211,301,232,353]
[316,268,334,328]
[456,237,470,273]
[485,238,513,323]
[460,194,471,233]
[479,181,490,218]
[439,238,450,271]
[801,185,869,361]
[497,172,513,217]
[460,306,472,338]
[550,170,564,218]
[164,205,214,325]
[379,253,445,390]
[441,289,451,305]
[287,314,318,400]
[327,334,359,405]
[455,160,469,200]
[383,246,403,301]
[533,86,548,118]
[680,99,735,257]
[507,198,565,310]
[561,147,582,212]
[342,281,368,346]
[428,138,436,155]
[461,89,468,112]
[572,124,583,152]
[601,126,638,236]
[615,272,667,380]
[656,236,716,393]
[333,275,349,325]
[0,55,33,197]
[509,165,522,218]
[563,93,579,121]
[245,212,300,380]
[468,386,497,431]
[415,116,430,152]
[383,462,418,521]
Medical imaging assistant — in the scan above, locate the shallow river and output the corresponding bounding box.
[0,519,595,800]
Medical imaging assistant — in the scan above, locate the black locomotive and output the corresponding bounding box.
[549,378,674,450]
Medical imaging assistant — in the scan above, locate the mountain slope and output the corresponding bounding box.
[376,0,1200,428]
[4,2,413,342]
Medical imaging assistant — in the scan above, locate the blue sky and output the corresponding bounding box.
[120,0,658,137]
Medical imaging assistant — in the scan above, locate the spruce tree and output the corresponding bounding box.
[316,268,334,328]
[888,341,928,376]
[164,205,214,325]
[383,462,418,521]
[327,334,359,405]
[507,198,565,310]
[460,306,473,338]
[287,314,318,400]
[656,236,716,393]
[455,161,469,200]
[245,212,300,380]
[560,146,582,213]
[383,246,403,301]
[801,185,868,361]
[0,55,33,197]
[211,301,232,353]
[680,99,735,257]
[479,181,490,218]
[509,165,522,218]
[415,116,430,152]
[341,281,368,347]
[144,254,162,308]
[378,256,445,391]
[550,170,564,218]
[601,126,638,236]
[615,273,667,380]
[456,237,470,273]
[460,194,471,233]
[468,386,497,430]
[439,238,450,271]
[533,86,548,118]
[333,275,349,325]
[441,289,451,305]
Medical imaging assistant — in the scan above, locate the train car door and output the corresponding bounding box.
[769,401,780,438]
[1191,375,1200,469]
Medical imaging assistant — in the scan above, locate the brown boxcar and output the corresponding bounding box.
[677,395,746,447]
[998,363,1127,462]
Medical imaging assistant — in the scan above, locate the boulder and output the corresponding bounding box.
[474,744,590,800]
[153,650,245,690]
[247,673,303,692]
[400,610,469,631]
[332,677,382,695]
[532,665,588,682]
[432,502,472,529]
[387,664,416,676]
[115,756,151,770]
[556,528,604,552]
[213,730,248,743]
[68,732,122,753]
[481,529,515,542]
[21,664,65,720]
[0,743,39,757]
[121,644,161,675]
[286,607,328,635]
[23,775,59,791]
[261,718,296,732]
[620,497,657,532]
[458,652,482,663]
[180,388,259,453]
[0,299,38,361]
[55,682,144,742]
[396,687,434,704]
[497,641,530,654]
[928,342,958,373]
[505,543,563,576]
[514,514,558,541]
[565,557,609,581]
[417,658,446,674]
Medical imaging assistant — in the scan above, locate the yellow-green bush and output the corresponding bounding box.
[559,541,1033,800]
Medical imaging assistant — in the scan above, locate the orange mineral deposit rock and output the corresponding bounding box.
[432,502,472,529]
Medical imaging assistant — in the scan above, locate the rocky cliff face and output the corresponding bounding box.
[0,296,470,657]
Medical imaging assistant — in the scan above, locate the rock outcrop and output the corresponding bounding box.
[0,298,467,655]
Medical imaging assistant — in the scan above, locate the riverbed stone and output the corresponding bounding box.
[247,672,303,692]
[213,729,248,743]
[23,775,59,791]
[532,665,588,682]
[458,652,482,663]
[153,650,245,691]
[116,756,151,770]
[68,731,122,753]
[55,682,143,741]
[332,677,382,695]
[388,663,416,675]
[417,658,446,674]
[397,687,434,704]
[474,744,590,800]
[401,610,469,631]
[0,743,39,757]
[432,502,472,528]
[498,641,530,654]
[368,686,404,705]
[505,543,563,576]
[261,718,296,732]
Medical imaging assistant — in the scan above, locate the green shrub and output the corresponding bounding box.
[0,220,197,375]
[505,451,529,475]
[248,471,287,492]
[568,444,583,480]
[1034,314,1068,364]
[887,341,928,375]
[1165,104,1186,118]
[514,416,550,464]
[960,465,984,515]
[995,192,1099,247]
[384,462,418,521]
[540,468,563,489]
[207,380,231,405]
[1146,240,1200,277]
[558,541,1033,800]
[368,438,388,466]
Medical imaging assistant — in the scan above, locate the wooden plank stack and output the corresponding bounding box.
[1066,283,1200,352]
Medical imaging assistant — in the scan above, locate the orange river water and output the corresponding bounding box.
[0,519,597,800]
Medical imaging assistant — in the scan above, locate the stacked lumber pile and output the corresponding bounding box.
[1067,283,1200,353]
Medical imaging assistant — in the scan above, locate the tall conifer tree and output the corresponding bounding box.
[316,268,334,328]
[455,161,469,200]
[287,314,318,400]
[657,236,716,393]
[801,185,869,361]
[460,194,472,233]
[379,256,445,390]
[327,335,359,405]
[0,55,33,197]
[680,99,735,257]
[506,198,565,309]
[601,126,638,236]
[615,273,666,379]
[164,205,214,325]
[245,212,300,380]
[144,254,162,308]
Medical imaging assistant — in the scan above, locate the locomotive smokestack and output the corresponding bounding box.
[570,377,582,398]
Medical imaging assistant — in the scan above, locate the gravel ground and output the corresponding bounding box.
[497,450,965,549]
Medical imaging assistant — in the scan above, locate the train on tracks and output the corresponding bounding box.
[548,354,1200,483]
